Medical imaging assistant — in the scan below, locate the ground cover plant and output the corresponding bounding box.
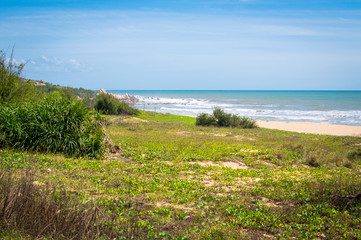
[0,111,360,239]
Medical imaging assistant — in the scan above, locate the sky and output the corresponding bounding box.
[1,0,361,90]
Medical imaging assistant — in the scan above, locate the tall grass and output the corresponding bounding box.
[0,170,118,239]
[0,92,105,158]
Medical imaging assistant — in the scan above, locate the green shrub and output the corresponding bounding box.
[94,93,139,115]
[238,116,257,129]
[0,50,40,105]
[195,113,217,126]
[196,108,257,129]
[0,92,106,158]
[213,108,232,127]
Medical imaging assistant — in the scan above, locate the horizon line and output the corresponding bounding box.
[102,89,361,91]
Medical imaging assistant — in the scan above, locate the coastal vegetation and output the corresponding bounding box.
[1,111,361,239]
[196,108,257,129]
[0,51,106,159]
[0,50,360,239]
[35,80,97,108]
[0,50,39,105]
[94,93,139,116]
[0,92,105,159]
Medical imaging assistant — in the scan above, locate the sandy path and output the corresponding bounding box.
[257,121,361,137]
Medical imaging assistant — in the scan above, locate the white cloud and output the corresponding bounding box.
[29,56,88,73]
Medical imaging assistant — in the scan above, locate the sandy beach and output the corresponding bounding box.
[257,121,361,137]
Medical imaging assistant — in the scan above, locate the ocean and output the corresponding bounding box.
[107,90,361,126]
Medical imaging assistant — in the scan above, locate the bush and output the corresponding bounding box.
[195,113,217,126]
[196,108,257,129]
[213,108,232,127]
[0,50,40,105]
[0,92,106,158]
[94,93,139,115]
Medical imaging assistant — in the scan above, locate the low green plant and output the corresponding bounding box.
[0,92,105,158]
[94,93,139,115]
[347,148,361,161]
[196,108,257,128]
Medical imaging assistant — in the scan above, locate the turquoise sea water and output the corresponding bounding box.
[107,90,361,126]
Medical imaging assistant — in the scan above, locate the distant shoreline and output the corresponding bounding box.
[184,115,361,137]
[107,90,361,126]
[257,120,361,137]
[108,91,361,135]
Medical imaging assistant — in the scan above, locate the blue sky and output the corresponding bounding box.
[1,0,361,90]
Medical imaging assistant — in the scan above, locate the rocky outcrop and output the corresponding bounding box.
[110,93,138,105]
[99,89,107,95]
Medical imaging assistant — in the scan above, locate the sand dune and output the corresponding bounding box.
[257,121,361,137]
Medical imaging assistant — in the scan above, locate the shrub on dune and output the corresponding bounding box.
[94,93,139,115]
[196,108,257,129]
[0,92,106,158]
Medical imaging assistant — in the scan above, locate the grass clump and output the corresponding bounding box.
[0,170,118,240]
[347,148,361,162]
[94,93,139,115]
[196,108,257,128]
[0,92,105,158]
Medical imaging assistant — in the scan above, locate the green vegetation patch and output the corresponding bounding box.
[0,50,39,105]
[94,93,139,115]
[196,108,257,129]
[1,110,361,239]
[0,92,105,159]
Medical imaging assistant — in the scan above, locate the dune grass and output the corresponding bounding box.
[0,112,360,239]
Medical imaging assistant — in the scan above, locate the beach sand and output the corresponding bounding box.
[257,121,361,137]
